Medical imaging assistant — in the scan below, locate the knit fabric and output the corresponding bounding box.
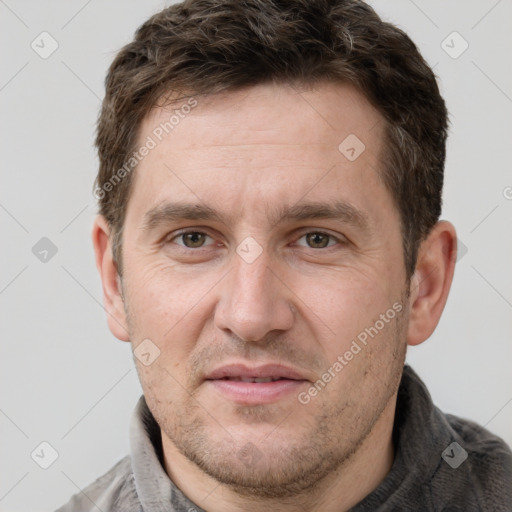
[56,365,512,511]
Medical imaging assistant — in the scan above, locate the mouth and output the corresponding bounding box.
[217,376,286,383]
[204,363,309,404]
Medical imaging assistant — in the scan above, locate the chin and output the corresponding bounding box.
[190,438,345,499]
[165,411,353,499]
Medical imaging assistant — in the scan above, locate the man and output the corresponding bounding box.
[57,0,512,510]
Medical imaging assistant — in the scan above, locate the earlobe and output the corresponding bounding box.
[406,221,457,346]
[91,216,130,342]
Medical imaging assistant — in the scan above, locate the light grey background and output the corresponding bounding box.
[1,1,511,510]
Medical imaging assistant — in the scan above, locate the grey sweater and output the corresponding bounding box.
[56,365,512,511]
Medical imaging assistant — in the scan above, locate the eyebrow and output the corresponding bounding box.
[142,200,369,232]
[142,203,226,231]
[271,201,369,230]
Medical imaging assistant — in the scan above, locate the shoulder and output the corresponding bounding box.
[55,456,141,512]
[446,412,512,478]
[447,412,511,450]
[432,412,512,510]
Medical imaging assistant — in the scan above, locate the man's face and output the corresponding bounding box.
[120,82,409,496]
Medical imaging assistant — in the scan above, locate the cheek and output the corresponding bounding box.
[123,258,222,360]
[298,273,406,401]
[126,258,199,317]
[294,266,399,342]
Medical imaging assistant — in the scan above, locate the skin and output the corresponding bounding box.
[93,82,457,512]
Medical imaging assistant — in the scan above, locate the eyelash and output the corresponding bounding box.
[167,229,345,250]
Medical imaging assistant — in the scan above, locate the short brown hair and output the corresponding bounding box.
[95,0,448,279]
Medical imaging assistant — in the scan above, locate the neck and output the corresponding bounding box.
[161,399,397,512]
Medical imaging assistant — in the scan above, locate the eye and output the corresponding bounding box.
[296,231,339,249]
[172,231,214,248]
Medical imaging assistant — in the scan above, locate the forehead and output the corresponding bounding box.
[128,81,392,228]
[143,81,383,151]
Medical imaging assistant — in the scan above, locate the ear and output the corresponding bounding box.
[406,220,457,346]
[91,216,130,342]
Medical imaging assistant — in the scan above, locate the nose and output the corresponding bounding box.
[214,251,295,343]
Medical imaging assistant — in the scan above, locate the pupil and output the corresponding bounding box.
[307,233,329,248]
[184,232,205,247]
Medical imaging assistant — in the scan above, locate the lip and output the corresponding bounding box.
[205,363,309,405]
[206,363,308,381]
